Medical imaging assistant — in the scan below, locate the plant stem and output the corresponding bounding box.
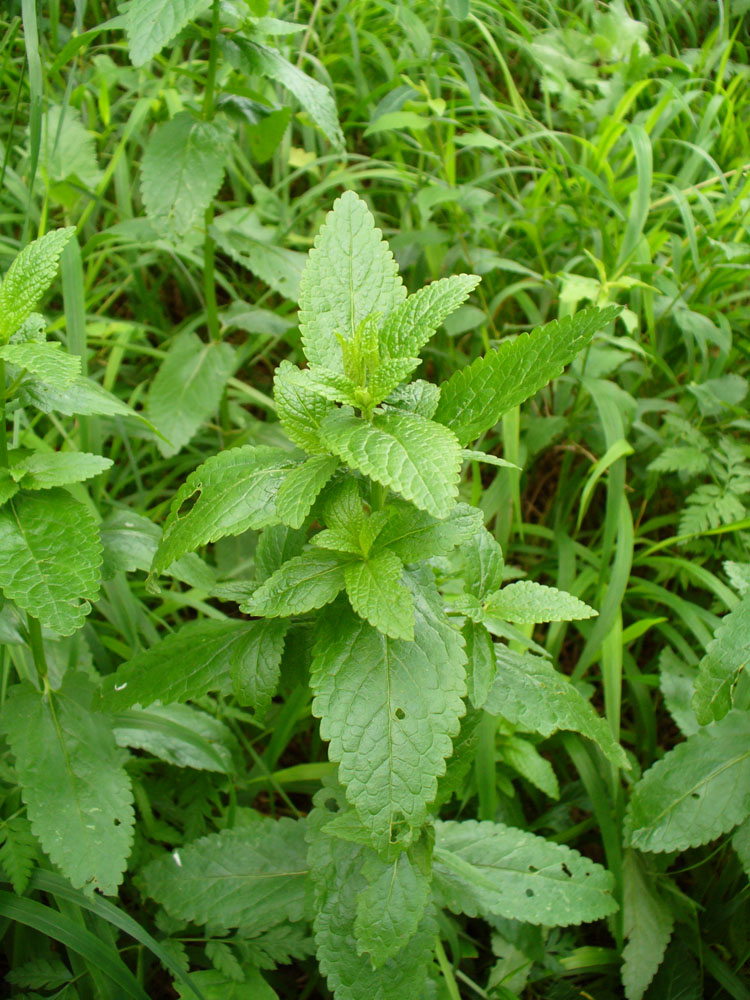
[435,939,462,1000]
[27,614,48,681]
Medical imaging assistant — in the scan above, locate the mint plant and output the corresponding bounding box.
[102,191,624,995]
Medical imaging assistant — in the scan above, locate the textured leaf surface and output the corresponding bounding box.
[461,527,504,600]
[299,191,404,371]
[463,621,496,709]
[242,549,350,617]
[275,454,339,529]
[175,969,277,1000]
[435,306,619,445]
[10,452,112,489]
[374,501,482,562]
[344,550,414,640]
[274,360,336,453]
[232,618,288,716]
[0,228,74,342]
[0,342,80,386]
[99,509,161,578]
[141,113,228,236]
[0,491,102,635]
[112,704,234,772]
[126,0,212,66]
[382,379,440,419]
[622,850,673,1000]
[141,817,308,933]
[354,851,432,968]
[625,710,750,852]
[320,409,462,518]
[692,590,750,724]
[379,274,480,359]
[152,446,296,575]
[147,333,235,457]
[308,788,436,1000]
[101,619,264,710]
[0,675,133,895]
[433,819,617,925]
[0,816,38,895]
[484,581,596,624]
[484,647,628,769]
[21,375,141,419]
[311,569,466,848]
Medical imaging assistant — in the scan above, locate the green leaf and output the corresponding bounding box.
[255,523,308,581]
[299,191,404,372]
[379,274,481,360]
[320,408,462,519]
[246,106,291,163]
[733,817,750,876]
[275,454,339,529]
[311,569,466,848]
[382,379,440,419]
[354,851,432,968]
[42,104,101,187]
[366,357,422,405]
[0,816,38,895]
[692,590,750,725]
[0,491,102,635]
[231,618,288,717]
[211,220,305,301]
[112,704,235,772]
[484,647,628,770]
[147,333,236,457]
[502,735,559,799]
[126,0,212,66]
[622,850,674,1000]
[463,621,496,709]
[175,970,277,1000]
[461,526,504,600]
[433,819,617,925]
[344,550,415,640]
[624,710,750,852]
[140,817,308,934]
[242,549,351,618]
[374,500,482,563]
[231,37,344,149]
[435,306,619,445]
[308,787,436,999]
[0,674,134,895]
[99,509,161,578]
[0,341,80,386]
[141,113,229,238]
[100,619,263,710]
[0,468,19,506]
[152,446,297,576]
[273,360,337,454]
[0,228,74,343]
[9,451,112,489]
[21,374,143,419]
[6,956,72,990]
[298,366,361,407]
[484,581,597,624]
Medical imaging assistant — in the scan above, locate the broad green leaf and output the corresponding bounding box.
[622,850,673,1000]
[692,590,750,725]
[42,105,101,187]
[21,374,142,419]
[311,569,466,848]
[435,306,619,445]
[299,191,404,372]
[484,581,597,624]
[0,674,134,895]
[0,342,80,387]
[433,819,617,925]
[147,333,236,457]
[100,619,266,710]
[624,710,750,852]
[274,359,337,454]
[176,970,277,1000]
[255,522,308,581]
[0,228,74,343]
[141,113,229,238]
[298,367,360,407]
[344,550,415,641]
[126,0,212,66]
[246,106,291,163]
[230,37,344,149]
[211,220,305,301]
[275,454,339,529]
[242,549,351,618]
[374,500,482,562]
[0,469,18,506]
[502,735,559,799]
[99,509,161,579]
[354,851,432,968]
[658,647,699,737]
[308,787,436,1000]
[0,491,101,635]
[10,452,112,489]
[152,446,297,576]
[112,704,234,772]
[463,621,496,709]
[320,408,462,519]
[232,618,288,717]
[379,274,481,360]
[484,647,628,769]
[140,817,308,933]
[382,379,440,419]
[461,527,504,600]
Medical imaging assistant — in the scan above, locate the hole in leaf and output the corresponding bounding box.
[525,888,534,898]
[561,863,572,877]
[324,798,339,813]
[691,792,700,799]
[177,489,201,518]
[394,707,406,720]
[527,865,538,873]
